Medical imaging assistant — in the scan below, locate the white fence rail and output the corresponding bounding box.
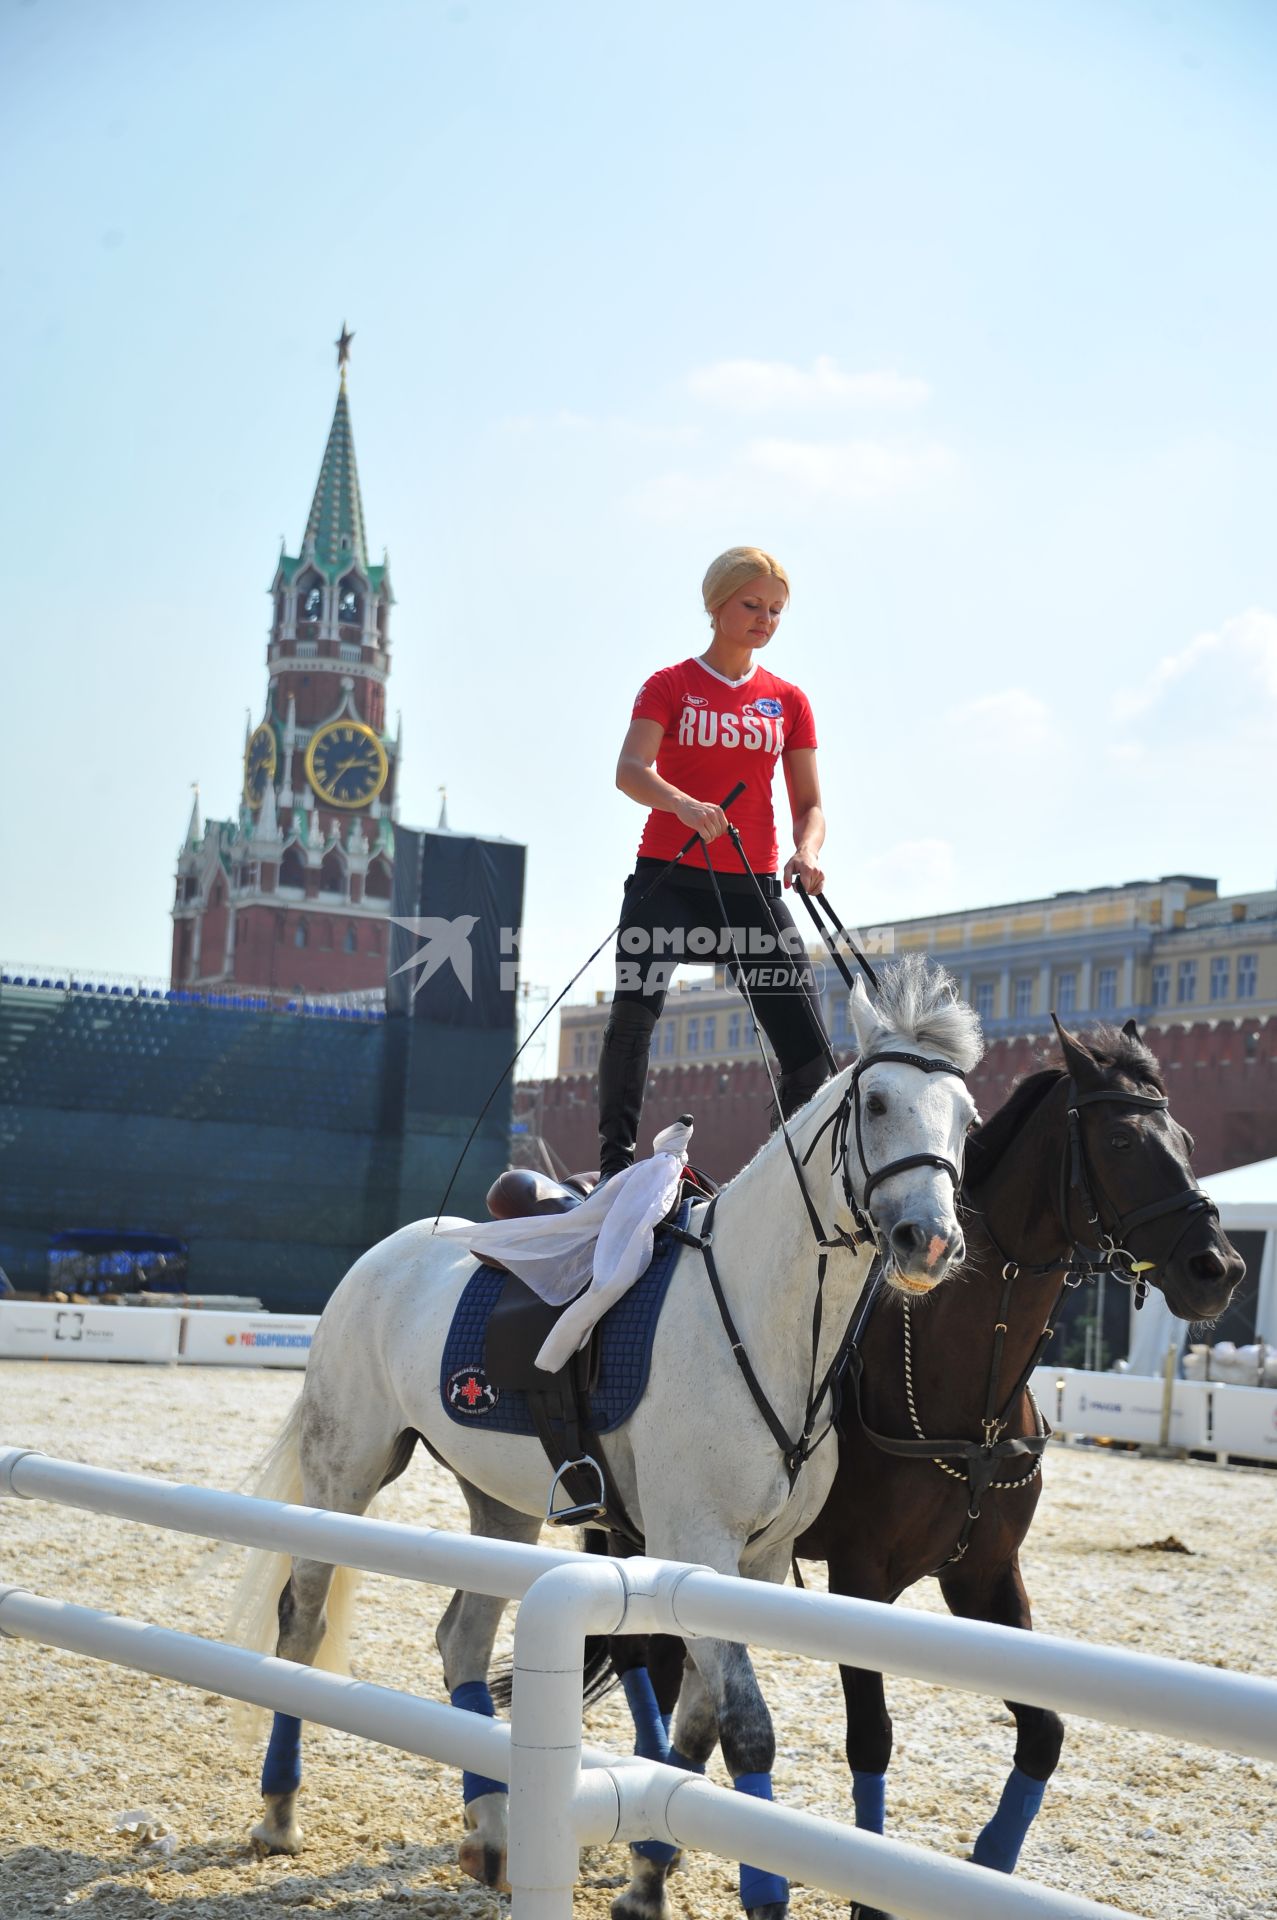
[3,1447,1276,1920]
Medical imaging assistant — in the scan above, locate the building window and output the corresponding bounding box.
[974,981,994,1022]
[1209,956,1230,1002]
[294,924,308,948]
[1056,971,1076,1016]
[1096,967,1117,1013]
[745,1015,757,1049]
[1177,959,1197,1005]
[663,1021,675,1056]
[587,1031,599,1068]
[703,1015,716,1054]
[1237,953,1258,1000]
[728,1011,741,1051]
[1013,976,1033,1020]
[1151,962,1170,1008]
[831,996,848,1042]
[572,1033,584,1069]
[686,1017,700,1054]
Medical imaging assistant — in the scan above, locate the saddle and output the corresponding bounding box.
[485,1167,597,1218]
[479,1160,716,1543]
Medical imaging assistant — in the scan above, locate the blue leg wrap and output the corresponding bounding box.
[736,1772,788,1910]
[622,1667,672,1763]
[261,1712,302,1797]
[451,1681,506,1805]
[971,1764,1047,1873]
[633,1746,705,1866]
[852,1770,886,1834]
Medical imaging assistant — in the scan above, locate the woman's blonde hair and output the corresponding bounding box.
[701,546,790,620]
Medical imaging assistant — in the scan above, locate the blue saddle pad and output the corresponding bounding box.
[440,1199,692,1436]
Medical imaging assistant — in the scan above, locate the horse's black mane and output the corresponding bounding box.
[964,1026,1165,1189]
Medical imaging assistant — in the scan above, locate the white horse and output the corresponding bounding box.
[230,958,982,1918]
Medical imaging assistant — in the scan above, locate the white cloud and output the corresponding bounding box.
[746,435,956,502]
[688,356,930,413]
[943,688,1054,752]
[1113,608,1277,723]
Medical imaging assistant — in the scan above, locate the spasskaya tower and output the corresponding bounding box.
[170,329,401,997]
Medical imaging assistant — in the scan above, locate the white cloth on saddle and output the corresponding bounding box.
[435,1120,692,1374]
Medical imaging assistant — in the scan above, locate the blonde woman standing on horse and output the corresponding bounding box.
[599,546,834,1177]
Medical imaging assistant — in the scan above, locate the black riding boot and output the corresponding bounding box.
[597,1001,658,1179]
[772,1051,832,1128]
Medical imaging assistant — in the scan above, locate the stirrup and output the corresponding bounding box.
[545,1454,608,1527]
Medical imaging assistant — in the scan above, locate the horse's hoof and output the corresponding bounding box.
[458,1792,510,1893]
[611,1853,674,1920]
[250,1815,302,1856]
[458,1833,510,1893]
[610,1889,673,1920]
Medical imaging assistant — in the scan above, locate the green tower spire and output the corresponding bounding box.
[301,378,369,576]
[272,332,389,599]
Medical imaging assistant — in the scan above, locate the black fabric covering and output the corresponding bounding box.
[390,828,526,1226]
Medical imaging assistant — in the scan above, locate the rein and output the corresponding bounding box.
[677,845,969,1495]
[675,1047,968,1492]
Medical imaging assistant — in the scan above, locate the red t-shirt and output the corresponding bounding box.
[631,657,818,874]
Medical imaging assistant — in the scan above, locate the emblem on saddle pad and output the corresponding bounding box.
[446,1366,500,1416]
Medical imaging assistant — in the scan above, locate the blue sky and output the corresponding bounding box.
[3,0,1275,1059]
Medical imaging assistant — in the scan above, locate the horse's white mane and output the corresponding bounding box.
[861,954,984,1073]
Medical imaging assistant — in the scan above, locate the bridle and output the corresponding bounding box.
[676,1047,971,1492]
[1060,1083,1218,1303]
[968,1075,1218,1308]
[818,1046,971,1225]
[844,1071,1219,1569]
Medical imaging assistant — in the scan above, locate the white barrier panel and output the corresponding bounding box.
[1211,1383,1277,1463]
[0,1302,180,1365]
[1057,1370,1210,1448]
[179,1312,318,1368]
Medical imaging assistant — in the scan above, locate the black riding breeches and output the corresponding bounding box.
[608,861,830,1075]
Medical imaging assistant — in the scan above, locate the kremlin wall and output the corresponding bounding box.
[527,1014,1277,1191]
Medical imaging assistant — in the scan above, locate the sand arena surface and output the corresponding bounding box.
[0,1360,1274,1920]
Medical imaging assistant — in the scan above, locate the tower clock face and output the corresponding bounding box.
[305,720,388,809]
[244,724,277,807]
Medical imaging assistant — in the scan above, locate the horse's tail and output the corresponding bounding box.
[225,1395,361,1740]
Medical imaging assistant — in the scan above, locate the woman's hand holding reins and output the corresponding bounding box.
[674,796,730,843]
[785,848,825,893]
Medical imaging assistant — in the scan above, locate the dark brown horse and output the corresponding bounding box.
[589,1018,1244,1920]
